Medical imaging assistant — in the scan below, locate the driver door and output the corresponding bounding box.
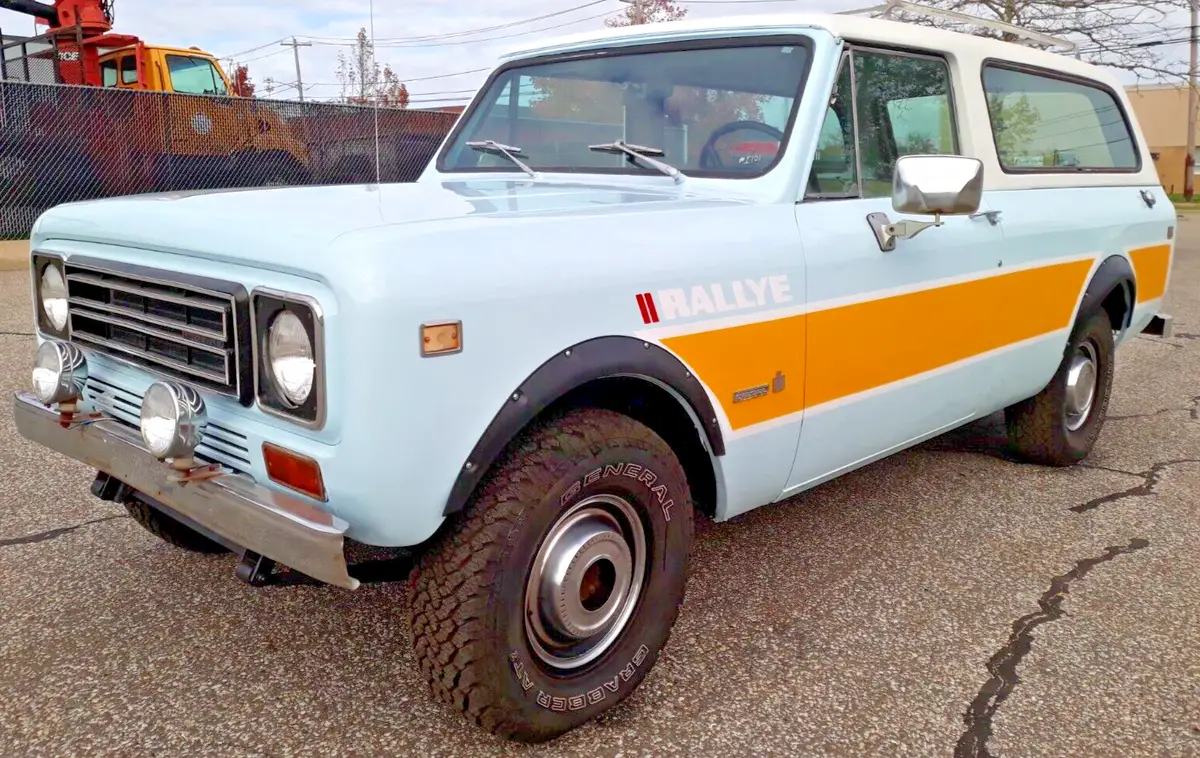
[785,45,1008,495]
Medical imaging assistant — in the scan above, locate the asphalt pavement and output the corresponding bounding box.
[1,227,1197,757]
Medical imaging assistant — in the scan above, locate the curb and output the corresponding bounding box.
[0,240,29,271]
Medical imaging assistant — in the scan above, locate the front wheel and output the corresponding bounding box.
[407,408,694,742]
[123,497,228,554]
[1005,307,1115,466]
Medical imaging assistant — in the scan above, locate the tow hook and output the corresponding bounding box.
[234,550,277,587]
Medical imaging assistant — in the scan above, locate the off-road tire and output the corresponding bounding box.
[408,407,695,743]
[123,498,228,554]
[1005,307,1115,466]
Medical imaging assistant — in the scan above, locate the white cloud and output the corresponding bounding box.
[1,0,1186,105]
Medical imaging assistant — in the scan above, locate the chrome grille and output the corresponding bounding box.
[85,376,253,474]
[64,259,248,399]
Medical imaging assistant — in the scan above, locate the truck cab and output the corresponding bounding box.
[98,44,230,95]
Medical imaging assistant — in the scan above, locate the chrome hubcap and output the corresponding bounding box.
[525,494,647,670]
[1065,341,1099,432]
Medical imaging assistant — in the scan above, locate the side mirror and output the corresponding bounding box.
[867,154,985,253]
[892,154,984,216]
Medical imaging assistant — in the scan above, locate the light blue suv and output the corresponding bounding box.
[14,8,1176,742]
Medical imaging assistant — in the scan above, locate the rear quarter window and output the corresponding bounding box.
[982,63,1140,172]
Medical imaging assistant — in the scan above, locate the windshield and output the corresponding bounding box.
[167,55,229,96]
[438,38,811,179]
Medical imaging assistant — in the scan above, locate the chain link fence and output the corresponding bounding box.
[0,78,461,238]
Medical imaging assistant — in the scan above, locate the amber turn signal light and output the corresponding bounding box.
[421,321,462,356]
[263,442,327,502]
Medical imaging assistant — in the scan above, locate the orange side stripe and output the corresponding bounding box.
[660,259,1094,431]
[662,314,807,430]
[1129,244,1172,303]
[805,259,1093,408]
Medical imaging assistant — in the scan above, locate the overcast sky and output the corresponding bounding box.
[0,0,1188,106]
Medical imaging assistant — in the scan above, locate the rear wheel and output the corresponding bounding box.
[408,408,694,742]
[1005,307,1115,466]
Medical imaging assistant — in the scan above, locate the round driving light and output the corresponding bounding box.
[139,382,207,460]
[268,310,314,407]
[39,264,68,332]
[31,340,88,405]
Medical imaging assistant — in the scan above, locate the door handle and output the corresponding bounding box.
[970,210,1002,226]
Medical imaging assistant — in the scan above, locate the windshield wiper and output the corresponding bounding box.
[466,140,538,179]
[588,140,684,184]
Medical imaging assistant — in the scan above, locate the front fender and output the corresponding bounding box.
[443,335,726,516]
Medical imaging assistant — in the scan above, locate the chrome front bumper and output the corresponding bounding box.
[12,392,360,590]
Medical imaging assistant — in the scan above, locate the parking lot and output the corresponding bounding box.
[1,228,1197,758]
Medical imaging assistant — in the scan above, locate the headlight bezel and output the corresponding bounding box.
[31,253,69,338]
[252,288,325,430]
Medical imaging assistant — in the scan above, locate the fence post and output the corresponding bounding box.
[162,91,173,191]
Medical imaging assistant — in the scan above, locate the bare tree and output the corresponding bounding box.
[878,1,1189,81]
[605,0,687,27]
[336,27,410,108]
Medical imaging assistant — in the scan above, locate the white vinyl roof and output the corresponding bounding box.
[501,12,1123,92]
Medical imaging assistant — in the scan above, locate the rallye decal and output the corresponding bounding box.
[635,252,1154,434]
[636,275,793,324]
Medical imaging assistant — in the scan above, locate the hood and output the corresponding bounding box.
[32,178,751,278]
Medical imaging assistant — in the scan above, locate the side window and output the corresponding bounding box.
[982,64,1138,171]
[119,56,138,86]
[807,58,857,197]
[100,59,118,87]
[854,51,958,197]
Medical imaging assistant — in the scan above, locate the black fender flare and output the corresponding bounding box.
[1078,254,1135,333]
[443,336,726,516]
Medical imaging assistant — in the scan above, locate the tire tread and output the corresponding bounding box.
[407,407,688,741]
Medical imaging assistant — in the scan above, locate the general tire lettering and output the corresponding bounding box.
[408,408,694,743]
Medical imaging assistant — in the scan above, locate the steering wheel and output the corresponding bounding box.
[698,120,786,171]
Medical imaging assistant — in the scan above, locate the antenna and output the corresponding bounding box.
[370,0,381,186]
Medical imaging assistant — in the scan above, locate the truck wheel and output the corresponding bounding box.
[1005,307,1115,466]
[123,498,228,554]
[408,408,694,742]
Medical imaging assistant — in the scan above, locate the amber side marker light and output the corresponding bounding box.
[421,321,462,357]
[263,443,327,502]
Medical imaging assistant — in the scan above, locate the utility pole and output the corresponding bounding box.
[280,37,312,102]
[1187,0,1198,201]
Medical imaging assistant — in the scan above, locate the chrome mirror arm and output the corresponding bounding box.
[866,212,944,252]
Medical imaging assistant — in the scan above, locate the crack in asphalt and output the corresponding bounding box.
[1072,459,1200,513]
[0,515,128,548]
[1135,335,1182,348]
[954,538,1151,758]
[1107,395,1200,422]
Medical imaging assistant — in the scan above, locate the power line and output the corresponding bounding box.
[281,37,313,103]
[302,0,611,44]
[309,9,619,49]
[236,47,291,66]
[223,37,289,60]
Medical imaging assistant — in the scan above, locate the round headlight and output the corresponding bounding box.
[31,340,87,405]
[40,264,68,332]
[268,310,314,407]
[139,382,207,460]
